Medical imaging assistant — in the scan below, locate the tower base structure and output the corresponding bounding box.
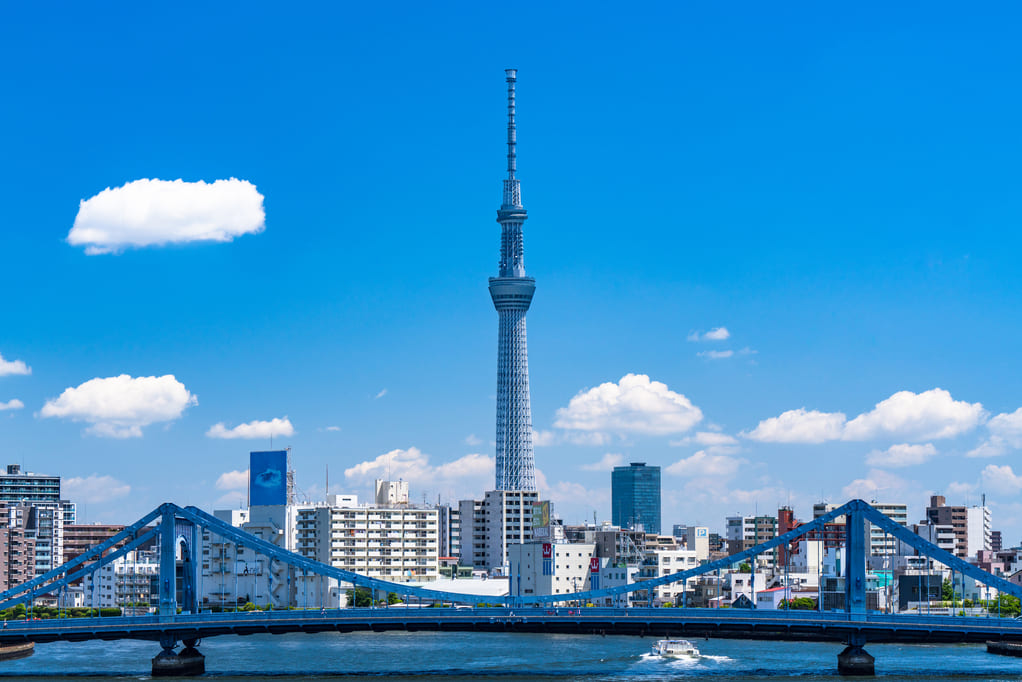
[152,638,205,677]
[837,644,875,676]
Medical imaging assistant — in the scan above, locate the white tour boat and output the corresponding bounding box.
[650,638,700,658]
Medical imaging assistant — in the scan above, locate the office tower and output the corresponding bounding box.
[612,462,661,535]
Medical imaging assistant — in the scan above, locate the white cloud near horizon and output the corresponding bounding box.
[344,447,494,502]
[63,474,131,503]
[865,443,937,468]
[968,407,1022,458]
[39,374,197,438]
[981,464,1022,496]
[207,417,294,440]
[0,353,31,377]
[746,389,984,444]
[554,373,702,437]
[687,327,730,342]
[666,450,744,478]
[746,408,847,443]
[68,178,265,254]
[581,453,625,472]
[216,469,249,490]
[0,399,24,411]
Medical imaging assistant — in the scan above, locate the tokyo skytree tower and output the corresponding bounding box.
[489,69,537,492]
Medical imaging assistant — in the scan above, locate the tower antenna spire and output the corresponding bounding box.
[503,69,522,208]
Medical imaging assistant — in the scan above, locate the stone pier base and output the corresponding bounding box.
[837,645,875,676]
[152,646,205,676]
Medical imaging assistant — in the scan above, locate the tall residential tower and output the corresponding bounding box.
[489,69,537,492]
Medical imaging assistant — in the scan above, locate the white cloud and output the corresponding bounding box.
[698,350,734,360]
[207,417,294,440]
[0,353,31,377]
[581,453,625,472]
[39,374,197,438]
[981,464,1022,496]
[325,425,342,432]
[669,431,740,456]
[666,450,744,478]
[865,443,937,468]
[554,374,702,436]
[0,399,24,411]
[344,447,494,501]
[841,469,907,501]
[843,389,985,441]
[375,389,388,399]
[746,408,847,443]
[532,429,557,447]
[969,407,1022,457]
[464,434,483,446]
[68,178,265,254]
[945,480,978,498]
[216,469,249,490]
[747,389,984,445]
[63,474,131,504]
[687,327,730,342]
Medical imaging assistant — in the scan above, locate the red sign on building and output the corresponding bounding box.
[590,557,600,573]
[542,543,552,559]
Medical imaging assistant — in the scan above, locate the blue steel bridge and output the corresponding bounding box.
[0,499,1020,675]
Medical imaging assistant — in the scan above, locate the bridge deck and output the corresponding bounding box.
[2,608,1021,646]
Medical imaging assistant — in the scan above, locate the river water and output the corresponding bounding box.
[3,631,1022,680]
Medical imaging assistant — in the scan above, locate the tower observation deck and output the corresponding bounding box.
[489,69,537,492]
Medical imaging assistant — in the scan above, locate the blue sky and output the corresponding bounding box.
[2,3,1021,540]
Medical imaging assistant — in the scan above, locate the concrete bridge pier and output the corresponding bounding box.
[837,634,874,676]
[152,636,205,677]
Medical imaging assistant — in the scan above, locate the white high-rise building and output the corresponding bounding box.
[966,505,991,558]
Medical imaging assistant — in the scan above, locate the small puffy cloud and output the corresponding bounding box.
[0,399,24,411]
[207,417,294,440]
[68,178,265,255]
[746,408,846,444]
[698,350,734,360]
[532,429,557,447]
[865,443,937,468]
[464,434,483,446]
[946,480,978,498]
[63,474,131,504]
[981,464,1022,497]
[670,431,740,456]
[969,407,1022,457]
[375,389,388,399]
[843,389,985,441]
[0,353,31,377]
[666,450,744,478]
[216,469,249,490]
[581,453,624,472]
[687,327,730,342]
[554,373,702,436]
[324,426,342,432]
[39,374,197,438]
[841,469,907,501]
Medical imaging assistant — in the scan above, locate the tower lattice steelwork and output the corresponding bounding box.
[489,69,537,492]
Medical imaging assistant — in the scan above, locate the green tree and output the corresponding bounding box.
[784,597,817,610]
[387,592,402,605]
[987,594,1021,617]
[738,563,752,574]
[941,579,954,602]
[346,588,372,608]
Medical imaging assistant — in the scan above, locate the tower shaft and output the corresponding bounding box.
[489,69,536,492]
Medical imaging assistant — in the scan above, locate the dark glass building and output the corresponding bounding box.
[612,462,661,534]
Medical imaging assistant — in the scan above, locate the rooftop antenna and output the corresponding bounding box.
[326,464,330,499]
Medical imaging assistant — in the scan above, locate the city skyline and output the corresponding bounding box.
[2,4,1022,539]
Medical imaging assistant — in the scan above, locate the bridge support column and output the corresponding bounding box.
[152,637,205,677]
[837,635,874,676]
